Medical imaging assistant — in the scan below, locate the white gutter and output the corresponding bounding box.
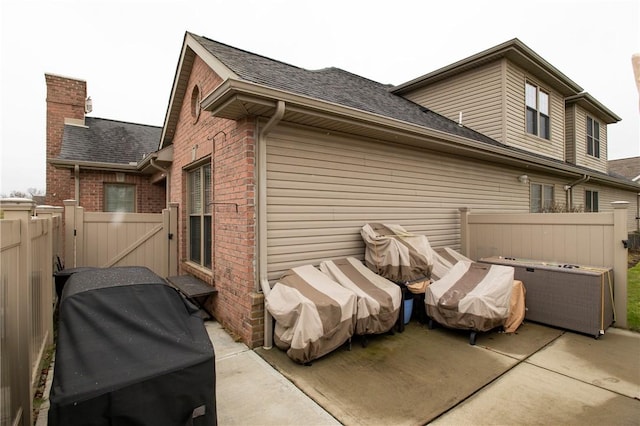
[564,175,590,210]
[258,100,285,349]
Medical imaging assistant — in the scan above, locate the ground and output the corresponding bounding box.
[629,249,640,268]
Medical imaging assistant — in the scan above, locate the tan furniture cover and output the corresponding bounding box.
[361,223,434,283]
[320,257,401,335]
[425,260,515,332]
[265,265,357,364]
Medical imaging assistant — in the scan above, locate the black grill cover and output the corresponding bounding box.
[48,266,216,426]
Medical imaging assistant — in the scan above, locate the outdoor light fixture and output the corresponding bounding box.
[518,174,530,184]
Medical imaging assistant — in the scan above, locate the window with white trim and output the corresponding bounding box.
[530,183,554,212]
[585,190,599,212]
[104,183,135,212]
[525,82,550,139]
[188,163,212,269]
[586,116,600,158]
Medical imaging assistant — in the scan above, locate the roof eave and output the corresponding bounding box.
[201,79,639,192]
[49,158,141,173]
[159,32,239,150]
[392,38,583,97]
[566,93,622,123]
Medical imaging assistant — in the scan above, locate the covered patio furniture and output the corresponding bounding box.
[319,257,402,336]
[265,264,357,364]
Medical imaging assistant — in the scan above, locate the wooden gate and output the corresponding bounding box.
[64,201,177,278]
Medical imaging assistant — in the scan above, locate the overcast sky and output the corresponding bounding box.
[1,0,638,195]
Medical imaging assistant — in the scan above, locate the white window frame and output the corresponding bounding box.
[530,182,554,212]
[586,116,601,158]
[104,183,136,212]
[585,189,599,212]
[525,82,550,140]
[187,162,212,269]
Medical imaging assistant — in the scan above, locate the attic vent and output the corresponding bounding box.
[85,96,93,114]
[190,85,201,124]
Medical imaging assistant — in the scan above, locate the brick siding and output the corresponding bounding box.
[170,55,263,347]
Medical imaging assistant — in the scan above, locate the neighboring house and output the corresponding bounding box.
[155,33,639,348]
[45,74,167,212]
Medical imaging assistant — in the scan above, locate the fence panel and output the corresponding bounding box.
[460,202,629,328]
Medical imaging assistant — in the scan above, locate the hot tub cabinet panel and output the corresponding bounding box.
[479,257,614,338]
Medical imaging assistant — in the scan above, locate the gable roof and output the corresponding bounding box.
[391,38,583,96]
[55,117,161,168]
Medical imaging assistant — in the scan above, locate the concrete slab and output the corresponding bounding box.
[430,362,640,425]
[527,327,640,399]
[208,321,340,426]
[256,322,563,425]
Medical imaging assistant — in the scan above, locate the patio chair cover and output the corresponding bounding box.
[361,223,435,283]
[425,260,514,332]
[265,265,357,364]
[49,266,216,426]
[319,257,401,335]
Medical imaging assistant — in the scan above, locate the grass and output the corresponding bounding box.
[628,261,640,332]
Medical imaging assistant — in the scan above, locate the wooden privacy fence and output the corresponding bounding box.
[63,200,177,278]
[459,201,629,328]
[0,200,62,426]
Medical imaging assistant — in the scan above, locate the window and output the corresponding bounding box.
[525,82,550,139]
[585,190,599,212]
[586,116,600,158]
[104,184,135,212]
[188,163,212,268]
[530,183,554,212]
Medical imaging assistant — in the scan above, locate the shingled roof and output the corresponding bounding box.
[59,117,161,164]
[191,33,502,147]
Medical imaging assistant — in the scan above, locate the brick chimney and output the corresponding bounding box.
[44,74,87,206]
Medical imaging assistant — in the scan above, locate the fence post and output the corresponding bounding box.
[612,201,629,328]
[169,203,178,277]
[459,207,471,258]
[1,198,35,424]
[64,200,77,268]
[35,206,63,346]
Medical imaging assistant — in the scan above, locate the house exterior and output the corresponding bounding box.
[45,74,167,212]
[155,33,639,348]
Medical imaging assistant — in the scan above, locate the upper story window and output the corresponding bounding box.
[530,182,554,212]
[104,183,135,212]
[188,163,212,269]
[586,116,600,158]
[585,190,599,212]
[525,82,550,140]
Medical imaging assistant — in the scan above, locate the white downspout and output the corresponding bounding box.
[74,164,80,202]
[258,100,285,349]
[563,174,590,210]
[150,158,171,209]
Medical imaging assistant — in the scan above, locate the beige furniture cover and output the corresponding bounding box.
[361,223,435,283]
[425,260,515,332]
[319,257,402,335]
[265,265,357,364]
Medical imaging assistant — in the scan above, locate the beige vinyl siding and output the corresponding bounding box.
[401,60,504,142]
[571,183,638,231]
[565,104,576,164]
[573,106,608,173]
[504,62,565,160]
[266,125,531,280]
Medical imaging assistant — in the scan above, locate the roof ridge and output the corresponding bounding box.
[190,32,308,72]
[84,116,161,129]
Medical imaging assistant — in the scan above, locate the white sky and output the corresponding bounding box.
[1,0,639,195]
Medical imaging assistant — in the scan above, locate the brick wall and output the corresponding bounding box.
[45,74,86,206]
[169,54,263,347]
[44,74,166,213]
